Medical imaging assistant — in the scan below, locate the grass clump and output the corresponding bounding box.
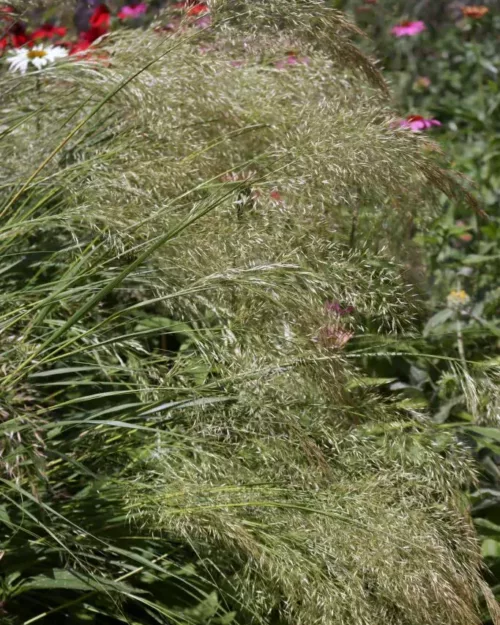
[0,2,492,624]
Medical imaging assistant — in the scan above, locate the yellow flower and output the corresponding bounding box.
[447,289,470,308]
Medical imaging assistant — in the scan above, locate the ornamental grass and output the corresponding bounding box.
[0,2,494,624]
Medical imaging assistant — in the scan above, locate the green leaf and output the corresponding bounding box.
[424,309,454,336]
[346,377,396,390]
[432,397,463,424]
[475,518,500,534]
[482,539,500,559]
[17,569,142,596]
[0,504,11,524]
[464,254,500,265]
[394,399,428,412]
[464,427,500,444]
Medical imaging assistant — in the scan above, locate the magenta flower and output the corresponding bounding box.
[400,115,441,132]
[275,54,310,70]
[325,301,355,316]
[391,20,426,37]
[117,3,147,19]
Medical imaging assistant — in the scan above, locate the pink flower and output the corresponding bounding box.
[199,44,216,54]
[400,115,441,132]
[275,54,310,69]
[318,326,354,349]
[155,23,177,33]
[117,3,147,19]
[414,76,431,89]
[325,301,355,316]
[194,14,211,28]
[455,220,473,243]
[391,20,426,37]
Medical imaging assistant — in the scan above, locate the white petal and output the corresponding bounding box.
[15,60,29,74]
[52,46,68,59]
[40,46,68,65]
[7,50,28,65]
[32,57,49,70]
[7,54,29,74]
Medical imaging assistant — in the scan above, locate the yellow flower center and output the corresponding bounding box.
[451,290,467,302]
[447,289,470,308]
[27,50,48,59]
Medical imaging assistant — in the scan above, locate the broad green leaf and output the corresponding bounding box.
[464,254,500,265]
[464,427,500,446]
[424,309,454,336]
[346,377,396,390]
[17,569,142,595]
[482,539,500,559]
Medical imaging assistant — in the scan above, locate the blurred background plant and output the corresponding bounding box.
[1,1,498,624]
[326,0,500,618]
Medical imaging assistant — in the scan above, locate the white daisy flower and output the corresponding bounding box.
[6,44,68,75]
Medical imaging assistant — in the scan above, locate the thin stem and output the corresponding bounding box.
[349,204,359,249]
[456,314,468,372]
[35,76,41,133]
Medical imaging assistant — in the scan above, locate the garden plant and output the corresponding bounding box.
[0,1,499,625]
[332,0,500,615]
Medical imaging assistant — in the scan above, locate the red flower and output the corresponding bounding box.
[173,1,209,16]
[71,3,110,53]
[83,26,105,43]
[70,30,102,54]
[89,4,111,29]
[69,38,91,55]
[69,37,111,64]
[461,5,488,19]
[0,6,32,51]
[12,27,29,47]
[31,24,67,40]
[0,21,30,51]
[188,3,208,15]
[0,5,15,20]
